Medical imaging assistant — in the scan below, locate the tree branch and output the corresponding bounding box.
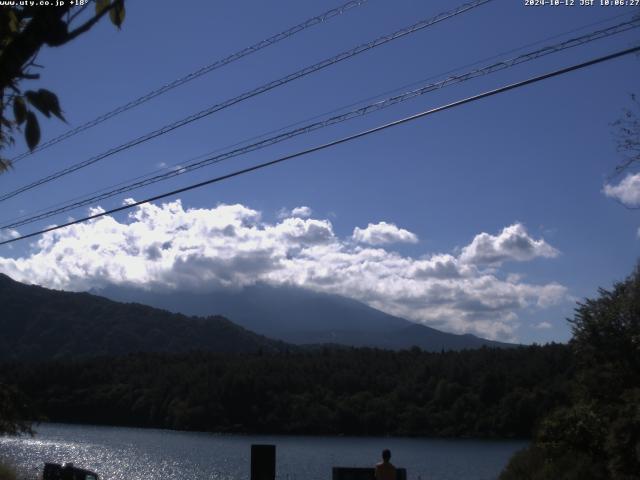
[0,7,70,91]
[66,1,122,42]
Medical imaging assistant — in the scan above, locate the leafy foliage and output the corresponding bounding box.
[500,444,605,480]
[0,1,126,171]
[24,89,65,121]
[0,344,573,437]
[109,2,126,29]
[500,265,640,479]
[613,93,640,175]
[0,383,33,437]
[23,111,39,151]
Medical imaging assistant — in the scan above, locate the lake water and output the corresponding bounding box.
[0,423,526,480]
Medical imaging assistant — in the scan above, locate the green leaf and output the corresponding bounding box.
[109,1,125,29]
[8,10,19,33]
[25,111,40,151]
[24,89,66,122]
[25,90,50,118]
[13,97,26,125]
[95,0,110,15]
[37,89,65,122]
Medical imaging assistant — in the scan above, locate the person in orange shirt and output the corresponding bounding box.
[374,449,396,480]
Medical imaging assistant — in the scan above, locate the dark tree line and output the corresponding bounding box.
[0,343,572,438]
[0,382,33,436]
[500,266,640,480]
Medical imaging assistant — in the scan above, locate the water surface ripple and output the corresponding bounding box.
[0,423,526,480]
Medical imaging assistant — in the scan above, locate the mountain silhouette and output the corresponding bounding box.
[96,282,514,351]
[0,273,287,361]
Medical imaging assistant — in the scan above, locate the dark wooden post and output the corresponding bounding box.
[251,444,276,480]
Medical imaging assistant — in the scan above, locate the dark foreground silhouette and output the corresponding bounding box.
[500,266,640,479]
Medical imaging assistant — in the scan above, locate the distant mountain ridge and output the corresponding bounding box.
[0,273,287,361]
[96,282,514,351]
[0,273,512,361]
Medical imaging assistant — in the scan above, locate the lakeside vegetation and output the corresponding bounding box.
[500,266,640,479]
[0,267,637,479]
[1,343,571,438]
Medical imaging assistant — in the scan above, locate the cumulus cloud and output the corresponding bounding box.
[278,206,312,219]
[603,173,640,208]
[291,206,312,218]
[460,223,559,266]
[0,202,567,340]
[352,221,418,245]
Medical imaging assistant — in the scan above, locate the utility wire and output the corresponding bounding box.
[136,9,640,176]
[2,45,638,247]
[0,0,493,204]
[2,17,638,230]
[88,9,640,187]
[7,7,634,229]
[9,0,369,164]
[1,13,635,229]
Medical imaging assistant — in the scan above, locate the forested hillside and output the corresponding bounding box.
[2,344,572,437]
[0,274,287,360]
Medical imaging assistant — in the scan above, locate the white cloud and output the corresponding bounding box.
[291,206,312,218]
[352,221,418,245]
[534,321,552,330]
[278,206,313,219]
[0,202,568,340]
[0,229,19,241]
[603,173,640,208]
[0,229,20,249]
[460,223,559,266]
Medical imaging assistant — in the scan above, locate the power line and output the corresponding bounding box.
[104,9,640,181]
[10,8,633,229]
[0,0,493,204]
[2,14,636,230]
[9,0,369,164]
[148,10,640,172]
[3,17,637,230]
[2,45,637,247]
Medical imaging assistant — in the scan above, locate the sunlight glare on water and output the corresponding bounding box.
[0,423,527,480]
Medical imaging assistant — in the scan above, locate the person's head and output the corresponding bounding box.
[382,449,391,462]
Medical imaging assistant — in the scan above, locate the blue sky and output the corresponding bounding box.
[0,0,639,343]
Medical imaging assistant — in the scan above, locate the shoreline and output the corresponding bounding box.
[24,420,533,443]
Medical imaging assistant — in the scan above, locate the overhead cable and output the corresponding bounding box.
[9,0,370,164]
[0,0,493,203]
[2,44,637,247]
[2,17,638,230]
